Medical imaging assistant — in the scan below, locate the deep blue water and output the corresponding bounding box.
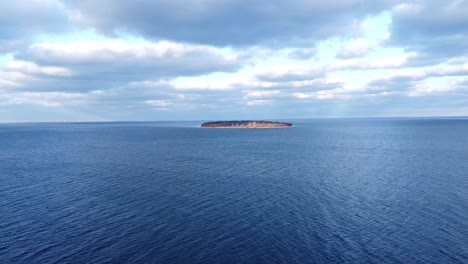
[1,119,468,264]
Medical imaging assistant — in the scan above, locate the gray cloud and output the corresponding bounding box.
[62,0,399,46]
[389,0,468,65]
[287,48,317,60]
[5,40,241,92]
[0,40,26,54]
[368,74,424,91]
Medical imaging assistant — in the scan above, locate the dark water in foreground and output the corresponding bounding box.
[1,119,468,264]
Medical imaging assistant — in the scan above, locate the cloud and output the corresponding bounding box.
[243,90,282,99]
[145,99,173,107]
[428,61,468,77]
[389,0,468,65]
[22,40,239,73]
[61,0,399,46]
[364,67,468,98]
[0,40,26,54]
[328,52,418,70]
[246,100,274,106]
[407,78,467,97]
[255,67,324,82]
[5,60,72,77]
[287,47,317,60]
[2,0,468,121]
[1,91,87,107]
[0,71,32,88]
[0,0,69,42]
[367,71,425,91]
[171,81,235,91]
[5,39,241,92]
[292,90,346,100]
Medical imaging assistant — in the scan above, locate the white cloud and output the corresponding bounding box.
[246,100,274,106]
[145,100,173,107]
[292,88,349,100]
[428,62,468,76]
[328,52,418,70]
[171,82,234,91]
[0,71,33,88]
[243,90,281,99]
[408,77,466,97]
[28,40,238,63]
[5,60,72,76]
[255,67,323,82]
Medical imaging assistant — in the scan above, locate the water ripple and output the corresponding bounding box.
[1,120,468,263]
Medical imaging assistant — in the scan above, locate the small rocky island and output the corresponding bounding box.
[201,120,292,128]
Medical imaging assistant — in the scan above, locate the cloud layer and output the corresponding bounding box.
[63,0,398,46]
[1,0,467,121]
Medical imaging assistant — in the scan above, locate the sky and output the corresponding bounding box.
[1,0,468,122]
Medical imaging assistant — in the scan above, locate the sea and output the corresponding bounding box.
[1,118,467,264]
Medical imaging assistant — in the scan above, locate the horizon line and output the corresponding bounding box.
[1,115,468,124]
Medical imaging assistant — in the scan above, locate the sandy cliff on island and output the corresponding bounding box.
[201,120,292,128]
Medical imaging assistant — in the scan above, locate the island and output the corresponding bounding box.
[201,120,292,128]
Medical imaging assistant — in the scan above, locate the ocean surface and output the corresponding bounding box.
[1,118,468,264]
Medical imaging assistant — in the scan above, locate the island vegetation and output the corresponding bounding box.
[201,120,292,128]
